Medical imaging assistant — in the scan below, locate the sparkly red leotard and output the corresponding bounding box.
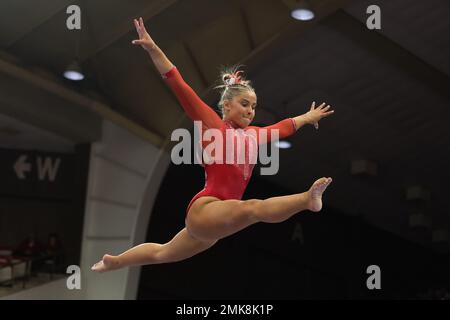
[162,66,297,215]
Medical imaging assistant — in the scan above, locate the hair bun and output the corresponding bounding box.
[222,70,244,86]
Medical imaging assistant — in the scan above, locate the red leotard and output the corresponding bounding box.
[162,66,297,215]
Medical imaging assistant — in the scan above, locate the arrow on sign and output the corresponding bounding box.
[14,155,31,179]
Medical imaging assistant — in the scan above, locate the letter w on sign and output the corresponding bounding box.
[37,157,61,181]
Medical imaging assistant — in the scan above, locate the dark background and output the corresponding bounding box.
[0,145,90,267]
[138,161,450,299]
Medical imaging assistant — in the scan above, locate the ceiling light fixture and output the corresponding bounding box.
[63,60,84,81]
[290,0,315,21]
[275,140,292,149]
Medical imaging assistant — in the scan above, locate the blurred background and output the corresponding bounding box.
[0,0,449,300]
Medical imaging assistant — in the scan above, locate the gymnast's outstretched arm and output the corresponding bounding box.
[132,17,173,74]
[293,101,334,130]
[132,17,222,129]
[248,101,334,144]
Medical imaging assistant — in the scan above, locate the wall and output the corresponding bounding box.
[2,119,170,300]
[80,120,169,299]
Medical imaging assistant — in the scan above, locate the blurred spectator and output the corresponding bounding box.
[45,233,62,256]
[13,233,45,275]
[43,233,65,275]
[14,233,44,259]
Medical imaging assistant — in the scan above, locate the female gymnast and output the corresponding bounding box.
[92,17,334,272]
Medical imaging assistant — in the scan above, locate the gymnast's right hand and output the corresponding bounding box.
[132,17,156,52]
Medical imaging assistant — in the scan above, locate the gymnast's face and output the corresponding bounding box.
[223,90,257,128]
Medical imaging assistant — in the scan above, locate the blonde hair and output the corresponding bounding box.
[214,65,255,118]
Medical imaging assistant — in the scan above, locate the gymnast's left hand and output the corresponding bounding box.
[303,101,334,129]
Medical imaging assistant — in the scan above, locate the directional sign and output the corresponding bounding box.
[14,155,32,179]
[0,148,76,199]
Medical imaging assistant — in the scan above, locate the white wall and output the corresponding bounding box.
[81,120,170,299]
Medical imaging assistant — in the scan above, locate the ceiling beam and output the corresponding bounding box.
[157,0,354,154]
[237,0,356,80]
[325,10,450,106]
[322,11,450,171]
[0,55,164,147]
[79,0,178,62]
[5,0,75,48]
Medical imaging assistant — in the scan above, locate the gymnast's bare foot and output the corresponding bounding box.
[307,177,332,212]
[91,254,121,273]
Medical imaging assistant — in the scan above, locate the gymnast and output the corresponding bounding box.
[92,17,334,272]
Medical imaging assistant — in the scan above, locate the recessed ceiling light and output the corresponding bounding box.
[275,140,292,149]
[63,61,84,81]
